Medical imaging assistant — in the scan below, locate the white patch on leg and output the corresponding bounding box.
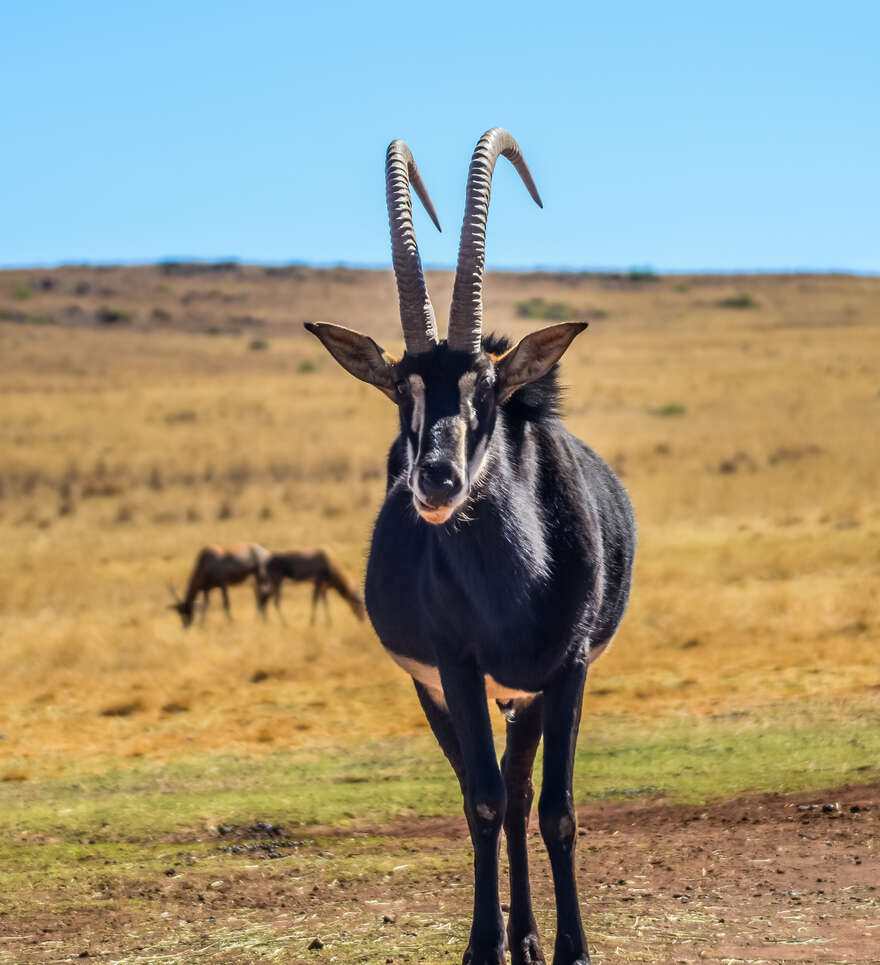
[558,813,574,840]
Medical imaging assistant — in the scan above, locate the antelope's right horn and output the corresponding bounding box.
[386,140,442,355]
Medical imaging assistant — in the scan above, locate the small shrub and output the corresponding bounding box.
[0,309,53,324]
[225,462,252,487]
[650,402,687,417]
[115,502,135,524]
[516,297,575,321]
[11,282,31,300]
[100,698,145,717]
[217,499,236,520]
[164,410,198,425]
[767,444,822,465]
[718,451,758,474]
[96,306,133,325]
[58,476,79,516]
[297,358,318,374]
[717,293,757,309]
[152,510,180,525]
[626,268,659,283]
[248,338,269,351]
[161,701,190,714]
[185,505,202,523]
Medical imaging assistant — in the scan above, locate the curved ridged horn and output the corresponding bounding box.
[386,140,442,354]
[448,128,543,354]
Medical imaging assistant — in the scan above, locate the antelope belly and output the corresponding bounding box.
[388,653,539,703]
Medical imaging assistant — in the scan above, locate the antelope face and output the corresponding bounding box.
[169,600,195,628]
[305,321,587,525]
[394,346,497,524]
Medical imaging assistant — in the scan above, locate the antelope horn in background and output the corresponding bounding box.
[167,581,182,604]
[386,140,442,354]
[447,128,543,355]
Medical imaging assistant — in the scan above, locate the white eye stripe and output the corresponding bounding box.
[408,374,426,437]
[458,372,478,429]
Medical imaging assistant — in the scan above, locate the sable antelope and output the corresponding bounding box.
[259,549,365,625]
[306,130,636,964]
[169,542,270,628]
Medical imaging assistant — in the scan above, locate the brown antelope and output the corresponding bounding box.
[168,542,270,627]
[259,549,365,625]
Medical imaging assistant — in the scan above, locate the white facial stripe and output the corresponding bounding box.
[409,374,425,436]
[405,374,426,475]
[458,372,478,430]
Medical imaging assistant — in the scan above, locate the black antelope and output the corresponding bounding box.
[259,549,365,625]
[306,129,636,965]
[168,542,270,628]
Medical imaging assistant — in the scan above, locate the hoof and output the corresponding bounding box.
[510,932,546,964]
[462,946,506,965]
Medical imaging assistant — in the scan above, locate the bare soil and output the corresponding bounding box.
[3,783,877,964]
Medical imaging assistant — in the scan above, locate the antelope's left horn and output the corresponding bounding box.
[447,128,543,355]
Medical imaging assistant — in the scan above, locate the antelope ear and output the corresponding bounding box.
[494,322,588,403]
[304,322,397,400]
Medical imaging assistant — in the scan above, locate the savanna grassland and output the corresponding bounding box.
[0,264,878,963]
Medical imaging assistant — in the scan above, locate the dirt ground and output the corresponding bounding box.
[3,782,877,964]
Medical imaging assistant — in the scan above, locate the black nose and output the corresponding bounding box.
[417,462,463,507]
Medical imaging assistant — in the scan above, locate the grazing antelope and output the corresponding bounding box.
[169,542,270,628]
[306,129,636,965]
[259,549,365,625]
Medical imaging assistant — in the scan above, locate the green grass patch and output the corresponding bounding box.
[1,699,876,844]
[649,402,687,417]
[718,293,758,309]
[516,297,575,321]
[0,699,875,961]
[626,267,659,283]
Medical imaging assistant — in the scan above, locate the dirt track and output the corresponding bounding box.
[4,783,877,964]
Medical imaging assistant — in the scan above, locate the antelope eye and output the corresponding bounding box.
[477,375,494,396]
[395,379,410,397]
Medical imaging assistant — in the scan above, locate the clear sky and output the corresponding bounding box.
[2,1,878,271]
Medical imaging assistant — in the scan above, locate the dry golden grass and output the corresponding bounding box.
[1,266,879,779]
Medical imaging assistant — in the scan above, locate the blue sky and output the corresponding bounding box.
[2,1,878,271]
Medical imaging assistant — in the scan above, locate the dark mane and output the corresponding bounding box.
[482,332,563,422]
